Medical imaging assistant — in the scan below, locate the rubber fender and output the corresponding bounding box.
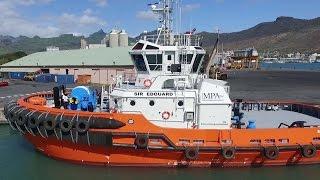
[90,118,126,129]
[185,147,199,160]
[43,114,58,131]
[264,146,279,160]
[221,147,236,159]
[134,134,149,149]
[76,118,90,134]
[27,112,41,129]
[16,109,30,126]
[301,145,317,158]
[59,116,74,133]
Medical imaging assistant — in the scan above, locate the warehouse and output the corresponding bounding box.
[0,46,135,84]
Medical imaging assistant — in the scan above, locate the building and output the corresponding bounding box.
[0,47,135,84]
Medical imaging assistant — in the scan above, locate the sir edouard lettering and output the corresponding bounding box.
[134,92,174,97]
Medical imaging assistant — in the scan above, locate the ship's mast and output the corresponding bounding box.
[150,0,175,45]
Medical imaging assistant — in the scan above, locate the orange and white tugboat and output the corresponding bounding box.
[4,0,320,167]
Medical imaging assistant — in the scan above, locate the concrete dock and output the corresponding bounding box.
[0,108,8,125]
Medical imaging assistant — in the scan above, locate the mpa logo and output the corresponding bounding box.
[202,93,223,101]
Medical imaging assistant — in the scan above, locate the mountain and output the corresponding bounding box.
[199,16,320,54]
[0,16,320,56]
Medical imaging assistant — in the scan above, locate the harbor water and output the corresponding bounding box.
[260,63,320,71]
[0,125,319,180]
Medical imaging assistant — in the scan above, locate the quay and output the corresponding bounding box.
[0,108,8,125]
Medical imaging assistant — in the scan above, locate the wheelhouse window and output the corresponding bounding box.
[191,54,204,73]
[133,43,144,50]
[132,54,147,72]
[162,79,175,89]
[146,45,159,50]
[179,54,193,64]
[146,54,162,71]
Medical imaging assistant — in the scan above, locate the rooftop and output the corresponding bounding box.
[0,47,133,70]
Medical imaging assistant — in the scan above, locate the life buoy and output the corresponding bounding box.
[185,147,199,160]
[162,111,170,120]
[143,79,152,88]
[301,145,317,158]
[134,134,149,149]
[264,146,279,160]
[221,147,236,159]
[76,119,90,134]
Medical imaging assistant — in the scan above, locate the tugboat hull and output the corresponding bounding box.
[25,133,320,168]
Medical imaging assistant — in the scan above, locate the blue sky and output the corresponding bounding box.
[0,0,319,37]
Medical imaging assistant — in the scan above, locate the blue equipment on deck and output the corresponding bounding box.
[70,86,97,111]
[247,120,256,129]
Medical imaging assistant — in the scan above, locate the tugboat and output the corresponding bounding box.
[4,0,320,167]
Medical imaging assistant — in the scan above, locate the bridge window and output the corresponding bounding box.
[162,79,175,89]
[191,54,204,73]
[146,45,159,50]
[132,54,147,72]
[146,54,162,71]
[179,54,193,64]
[133,43,144,50]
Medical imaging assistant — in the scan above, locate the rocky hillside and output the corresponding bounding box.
[199,16,320,54]
[0,16,319,55]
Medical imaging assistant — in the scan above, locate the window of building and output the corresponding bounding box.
[191,54,204,73]
[179,54,193,64]
[146,54,162,71]
[132,54,147,72]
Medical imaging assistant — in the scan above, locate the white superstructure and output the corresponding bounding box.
[107,0,232,130]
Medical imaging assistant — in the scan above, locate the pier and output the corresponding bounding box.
[0,108,8,125]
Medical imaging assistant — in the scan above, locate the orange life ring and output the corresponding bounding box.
[144,79,152,88]
[162,111,170,120]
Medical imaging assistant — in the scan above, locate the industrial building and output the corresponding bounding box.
[0,30,136,85]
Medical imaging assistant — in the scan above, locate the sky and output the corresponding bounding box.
[0,0,319,38]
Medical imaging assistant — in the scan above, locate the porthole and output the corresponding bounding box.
[130,100,136,106]
[178,101,184,106]
[149,100,155,106]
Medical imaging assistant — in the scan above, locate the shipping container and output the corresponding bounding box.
[35,74,55,83]
[54,75,75,85]
[9,72,26,80]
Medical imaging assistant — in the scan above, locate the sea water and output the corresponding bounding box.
[0,125,319,180]
[260,63,320,71]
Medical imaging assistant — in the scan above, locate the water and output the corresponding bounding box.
[0,125,319,180]
[260,63,320,71]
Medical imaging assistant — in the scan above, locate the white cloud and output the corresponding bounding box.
[90,0,107,7]
[136,10,158,21]
[0,0,107,37]
[182,3,201,12]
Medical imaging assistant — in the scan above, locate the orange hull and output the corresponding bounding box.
[3,96,320,168]
[25,134,320,167]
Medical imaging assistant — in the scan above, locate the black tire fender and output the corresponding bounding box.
[301,145,317,158]
[185,147,199,160]
[134,134,149,149]
[221,147,236,159]
[264,146,279,160]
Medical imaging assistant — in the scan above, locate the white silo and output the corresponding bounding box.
[119,30,128,47]
[109,30,119,48]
